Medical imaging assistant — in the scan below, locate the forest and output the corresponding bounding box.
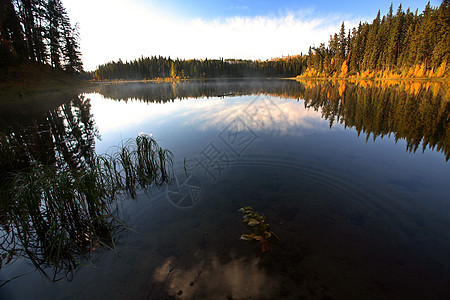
[92,1,449,80]
[0,0,82,74]
[1,1,448,80]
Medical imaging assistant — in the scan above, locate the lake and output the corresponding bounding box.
[1,79,449,299]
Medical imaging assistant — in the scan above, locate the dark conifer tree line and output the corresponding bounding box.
[93,1,448,80]
[92,56,307,80]
[0,0,82,74]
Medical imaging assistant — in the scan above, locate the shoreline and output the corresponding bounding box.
[293,77,449,83]
[2,76,448,101]
[91,76,450,84]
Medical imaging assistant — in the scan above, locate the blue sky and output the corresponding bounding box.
[146,0,438,19]
[63,0,440,71]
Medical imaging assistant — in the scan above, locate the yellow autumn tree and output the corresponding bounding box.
[435,60,447,78]
[338,81,346,97]
[340,61,348,78]
[414,63,426,78]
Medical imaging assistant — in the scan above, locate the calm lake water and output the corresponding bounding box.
[1,79,449,299]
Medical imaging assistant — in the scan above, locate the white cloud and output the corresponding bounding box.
[64,0,358,71]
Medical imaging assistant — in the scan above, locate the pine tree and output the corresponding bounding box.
[386,4,404,70]
[62,22,83,74]
[338,22,347,62]
[431,0,449,69]
[415,2,434,68]
[0,0,27,65]
[362,10,381,70]
[46,0,62,69]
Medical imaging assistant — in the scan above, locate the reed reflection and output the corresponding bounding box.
[0,95,173,282]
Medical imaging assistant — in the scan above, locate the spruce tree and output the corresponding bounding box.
[0,0,27,65]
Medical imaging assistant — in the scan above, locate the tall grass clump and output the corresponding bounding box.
[0,133,173,281]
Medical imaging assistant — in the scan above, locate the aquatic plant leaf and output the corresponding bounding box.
[240,234,253,241]
[270,231,279,240]
[246,219,259,226]
[240,206,253,213]
[239,206,278,255]
[240,233,257,240]
[261,241,269,253]
[241,233,264,241]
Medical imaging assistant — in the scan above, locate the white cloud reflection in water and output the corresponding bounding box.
[88,93,330,140]
[152,253,279,299]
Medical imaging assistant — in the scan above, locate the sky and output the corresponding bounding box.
[62,0,441,71]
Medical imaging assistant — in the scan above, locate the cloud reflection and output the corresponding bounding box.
[89,93,328,137]
[152,252,278,299]
[184,96,327,135]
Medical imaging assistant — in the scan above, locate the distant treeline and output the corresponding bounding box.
[92,2,448,80]
[92,56,307,80]
[0,0,82,74]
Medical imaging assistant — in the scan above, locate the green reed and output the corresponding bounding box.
[0,133,173,281]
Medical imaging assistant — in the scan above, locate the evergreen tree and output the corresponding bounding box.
[0,0,27,65]
[62,22,82,74]
[338,22,347,61]
[431,0,449,69]
[45,0,62,69]
[1,0,83,73]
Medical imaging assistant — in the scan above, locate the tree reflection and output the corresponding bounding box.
[96,80,449,160]
[0,94,98,170]
[297,80,450,161]
[95,79,302,103]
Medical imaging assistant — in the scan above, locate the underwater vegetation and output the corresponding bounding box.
[0,134,173,281]
[239,206,279,254]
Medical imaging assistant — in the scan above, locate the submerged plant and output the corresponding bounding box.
[238,206,279,254]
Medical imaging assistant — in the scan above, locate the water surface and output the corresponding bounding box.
[1,79,449,299]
